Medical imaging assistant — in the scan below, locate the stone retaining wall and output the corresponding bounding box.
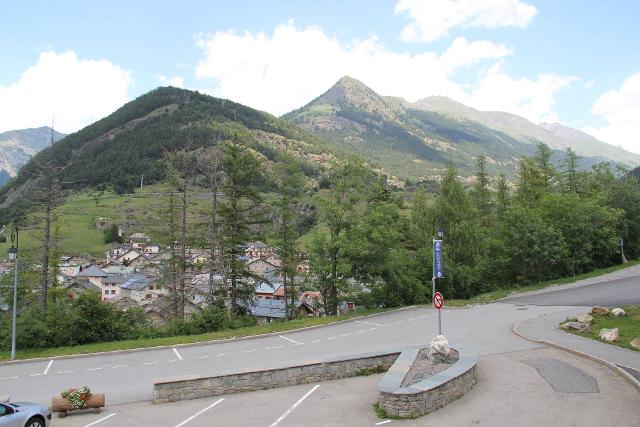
[154,352,399,403]
[378,344,477,418]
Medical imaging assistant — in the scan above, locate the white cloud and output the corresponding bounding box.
[195,23,573,124]
[584,73,640,153]
[158,75,184,87]
[465,62,579,123]
[395,0,538,42]
[0,51,133,134]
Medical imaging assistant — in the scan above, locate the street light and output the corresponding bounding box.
[8,227,18,360]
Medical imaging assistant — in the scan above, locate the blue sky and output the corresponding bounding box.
[2,0,639,152]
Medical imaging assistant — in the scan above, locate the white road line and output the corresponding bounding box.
[43,359,53,375]
[279,335,304,345]
[355,329,367,333]
[375,420,392,425]
[327,337,337,340]
[112,365,126,369]
[174,398,224,427]
[143,361,159,365]
[241,350,256,354]
[355,320,388,327]
[30,373,41,377]
[57,370,74,374]
[197,355,209,359]
[369,327,377,331]
[265,346,283,350]
[168,359,180,363]
[0,377,5,380]
[8,376,17,379]
[82,412,116,427]
[310,339,321,343]
[85,367,102,371]
[341,333,351,337]
[419,315,428,319]
[270,384,320,427]
[173,347,183,360]
[216,353,226,357]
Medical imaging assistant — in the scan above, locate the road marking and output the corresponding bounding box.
[265,346,283,350]
[327,337,337,340]
[369,327,377,331]
[143,361,159,365]
[30,373,41,377]
[270,384,320,427]
[216,353,226,357]
[310,339,321,343]
[376,420,392,425]
[279,335,304,345]
[168,359,180,363]
[241,350,256,354]
[356,320,388,327]
[82,412,116,427]
[173,347,183,360]
[57,370,74,374]
[341,333,351,337]
[112,365,126,369]
[0,377,5,380]
[174,398,224,427]
[419,315,428,319]
[355,329,367,333]
[8,376,17,379]
[43,359,53,375]
[197,355,209,359]
[395,321,404,325]
[86,367,102,371]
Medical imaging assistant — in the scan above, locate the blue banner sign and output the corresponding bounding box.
[433,239,444,279]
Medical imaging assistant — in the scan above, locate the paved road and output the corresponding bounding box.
[502,275,640,306]
[0,304,582,406]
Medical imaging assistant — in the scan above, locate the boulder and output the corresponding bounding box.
[562,321,590,332]
[429,335,451,358]
[576,314,593,325]
[599,328,619,342]
[611,308,626,317]
[591,306,610,316]
[631,338,640,351]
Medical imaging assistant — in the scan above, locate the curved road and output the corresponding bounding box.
[1,267,638,407]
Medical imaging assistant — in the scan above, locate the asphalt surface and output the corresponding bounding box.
[1,265,639,412]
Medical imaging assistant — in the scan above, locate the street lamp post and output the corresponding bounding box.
[8,228,18,360]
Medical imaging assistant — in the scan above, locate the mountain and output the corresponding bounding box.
[285,77,638,181]
[0,87,331,224]
[0,126,66,185]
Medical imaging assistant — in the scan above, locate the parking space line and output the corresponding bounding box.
[57,370,74,374]
[30,373,41,377]
[82,412,116,427]
[241,350,256,354]
[279,335,304,345]
[43,359,53,375]
[216,353,226,357]
[355,320,388,327]
[270,384,320,427]
[197,355,209,359]
[375,420,392,425]
[86,367,102,371]
[265,346,283,350]
[8,376,17,379]
[143,361,159,365]
[327,337,337,340]
[173,347,183,360]
[112,365,126,369]
[174,398,224,427]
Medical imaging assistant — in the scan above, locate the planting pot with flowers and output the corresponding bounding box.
[51,386,105,417]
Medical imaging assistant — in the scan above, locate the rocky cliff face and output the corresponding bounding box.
[0,126,66,180]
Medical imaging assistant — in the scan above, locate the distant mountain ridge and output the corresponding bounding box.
[0,126,66,187]
[285,77,638,181]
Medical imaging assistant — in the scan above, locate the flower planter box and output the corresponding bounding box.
[51,394,105,417]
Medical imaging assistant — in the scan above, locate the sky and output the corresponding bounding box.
[1,0,639,153]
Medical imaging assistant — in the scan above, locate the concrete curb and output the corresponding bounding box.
[0,305,418,366]
[513,318,640,393]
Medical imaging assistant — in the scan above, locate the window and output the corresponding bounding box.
[0,404,13,416]
[111,290,116,294]
[149,285,154,290]
[104,290,109,294]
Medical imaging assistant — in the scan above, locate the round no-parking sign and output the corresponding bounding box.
[433,291,444,310]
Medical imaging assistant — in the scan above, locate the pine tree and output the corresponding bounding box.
[534,143,555,191]
[471,154,492,223]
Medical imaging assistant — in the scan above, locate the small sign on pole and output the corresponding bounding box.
[433,240,444,279]
[433,291,444,310]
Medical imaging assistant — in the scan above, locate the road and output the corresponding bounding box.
[501,274,640,306]
[1,267,637,408]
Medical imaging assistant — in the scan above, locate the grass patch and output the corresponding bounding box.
[0,307,392,362]
[446,260,640,307]
[373,402,418,420]
[563,305,640,351]
[354,365,388,376]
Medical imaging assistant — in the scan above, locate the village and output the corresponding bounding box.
[18,232,355,326]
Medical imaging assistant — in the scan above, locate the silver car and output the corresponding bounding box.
[0,402,51,427]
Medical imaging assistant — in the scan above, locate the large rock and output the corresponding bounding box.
[599,328,619,342]
[591,306,610,316]
[611,308,626,317]
[429,335,451,358]
[631,338,640,351]
[576,314,593,325]
[562,321,590,332]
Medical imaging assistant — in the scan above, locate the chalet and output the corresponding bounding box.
[103,265,135,276]
[116,249,142,264]
[63,279,100,300]
[251,298,286,324]
[255,281,280,300]
[110,294,139,310]
[76,265,108,287]
[189,252,209,266]
[244,242,274,259]
[100,274,128,301]
[120,275,164,302]
[247,258,280,276]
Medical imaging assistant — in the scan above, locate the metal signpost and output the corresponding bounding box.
[432,239,444,335]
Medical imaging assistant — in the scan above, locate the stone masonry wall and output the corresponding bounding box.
[154,353,399,403]
[379,364,477,418]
